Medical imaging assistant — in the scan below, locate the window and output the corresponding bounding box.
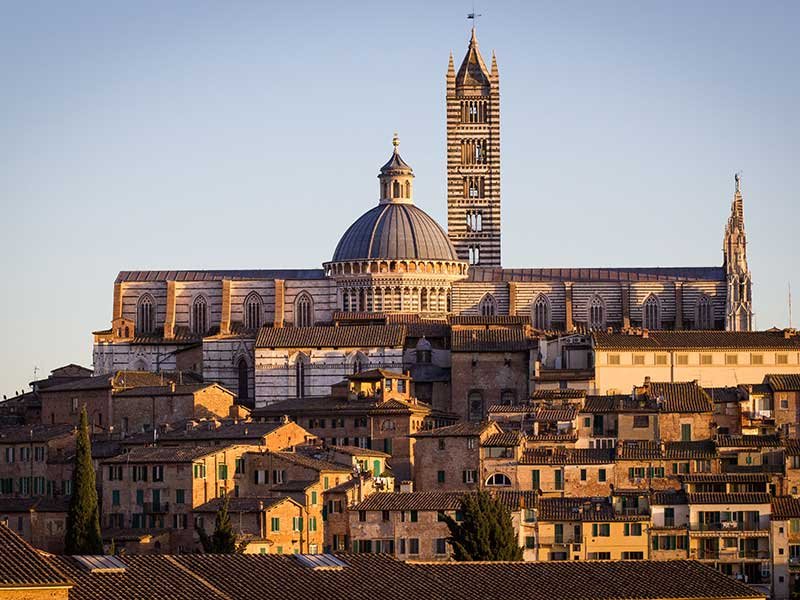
[681,423,692,442]
[237,357,249,401]
[500,389,516,405]
[152,465,164,482]
[193,464,206,479]
[235,458,245,475]
[136,489,144,505]
[676,354,689,365]
[621,551,644,560]
[191,295,208,335]
[591,523,610,537]
[700,354,713,365]
[782,399,790,410]
[271,517,280,532]
[463,470,477,484]
[410,511,418,522]
[485,473,512,487]
[437,470,446,483]
[696,295,712,329]
[295,353,308,399]
[112,490,120,506]
[468,245,481,265]
[218,464,228,480]
[633,415,649,428]
[409,538,419,555]
[309,517,317,532]
[588,552,611,560]
[435,538,447,555]
[131,466,148,482]
[273,470,285,484]
[176,489,185,505]
[608,354,620,365]
[136,294,156,334]
[479,294,497,316]
[532,295,551,329]
[725,354,738,365]
[750,354,763,365]
[624,523,642,536]
[664,507,675,527]
[580,469,587,481]
[108,466,123,481]
[655,354,668,366]
[525,536,536,549]
[292,516,303,532]
[554,470,563,491]
[468,391,484,421]
[466,209,483,232]
[588,295,605,329]
[642,295,660,329]
[633,354,645,366]
[776,354,789,365]
[34,446,44,462]
[244,291,263,330]
[295,292,313,326]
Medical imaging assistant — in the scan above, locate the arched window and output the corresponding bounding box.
[295,353,309,398]
[468,390,484,421]
[392,180,400,198]
[642,295,660,330]
[191,296,208,336]
[136,294,156,334]
[404,181,411,198]
[244,292,263,330]
[132,358,148,371]
[696,295,712,329]
[420,288,429,312]
[485,473,512,487]
[237,358,249,401]
[352,352,368,374]
[446,290,452,313]
[500,389,515,405]
[588,295,605,330]
[479,294,497,316]
[532,294,551,329]
[295,292,313,327]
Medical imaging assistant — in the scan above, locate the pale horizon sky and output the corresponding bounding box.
[1,1,798,396]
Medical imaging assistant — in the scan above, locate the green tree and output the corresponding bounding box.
[198,496,240,553]
[65,406,103,555]
[444,491,523,561]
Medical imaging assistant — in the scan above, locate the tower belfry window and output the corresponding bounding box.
[136,294,155,335]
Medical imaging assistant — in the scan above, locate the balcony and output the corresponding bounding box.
[691,549,770,561]
[143,502,169,514]
[689,522,766,533]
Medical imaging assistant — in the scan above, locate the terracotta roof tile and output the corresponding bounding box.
[256,325,406,348]
[716,434,782,448]
[772,496,800,519]
[0,523,70,588]
[682,473,770,483]
[481,431,524,447]
[468,266,725,283]
[665,441,717,459]
[116,269,325,283]
[103,446,229,464]
[521,448,614,465]
[765,373,800,391]
[594,330,800,350]
[538,497,647,522]
[0,424,75,443]
[451,328,534,352]
[687,492,772,504]
[411,422,495,438]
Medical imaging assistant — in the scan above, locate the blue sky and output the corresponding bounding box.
[1,0,798,394]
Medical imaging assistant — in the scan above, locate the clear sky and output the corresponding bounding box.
[1,0,798,395]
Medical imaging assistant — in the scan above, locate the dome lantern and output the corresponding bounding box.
[378,133,414,205]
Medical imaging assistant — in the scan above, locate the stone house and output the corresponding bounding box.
[0,497,69,553]
[0,424,76,498]
[770,496,800,600]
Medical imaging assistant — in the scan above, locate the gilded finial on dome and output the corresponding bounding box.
[392,132,400,151]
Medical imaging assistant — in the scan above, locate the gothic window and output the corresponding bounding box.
[446,290,452,313]
[479,294,497,316]
[295,292,313,327]
[392,181,400,198]
[642,295,661,330]
[136,294,156,335]
[420,288,428,311]
[696,295,712,329]
[244,292,263,330]
[500,389,516,405]
[468,390,484,421]
[468,245,481,265]
[295,353,309,399]
[237,358,249,401]
[532,294,551,330]
[352,352,368,374]
[191,295,208,336]
[466,210,483,232]
[404,181,411,198]
[588,295,606,330]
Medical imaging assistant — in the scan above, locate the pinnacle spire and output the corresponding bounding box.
[456,27,491,88]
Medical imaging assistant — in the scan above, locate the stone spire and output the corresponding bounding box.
[456,27,491,90]
[378,133,414,205]
[723,173,753,331]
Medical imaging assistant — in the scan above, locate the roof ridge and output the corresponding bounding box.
[164,556,233,600]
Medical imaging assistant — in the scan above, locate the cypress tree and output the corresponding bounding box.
[444,491,523,561]
[65,406,103,555]
[199,496,238,553]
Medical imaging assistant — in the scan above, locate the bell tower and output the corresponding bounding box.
[723,173,753,331]
[446,28,501,267]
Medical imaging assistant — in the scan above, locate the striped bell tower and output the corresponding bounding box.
[446,28,501,267]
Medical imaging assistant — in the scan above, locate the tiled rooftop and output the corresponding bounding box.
[594,329,800,350]
[0,523,71,589]
[256,325,406,349]
[451,328,534,352]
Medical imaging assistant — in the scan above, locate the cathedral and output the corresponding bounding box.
[92,29,754,407]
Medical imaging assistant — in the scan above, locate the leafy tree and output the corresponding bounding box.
[444,491,523,561]
[199,496,240,553]
[65,406,103,554]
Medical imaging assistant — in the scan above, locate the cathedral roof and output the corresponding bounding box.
[468,266,724,283]
[456,28,491,88]
[332,202,458,262]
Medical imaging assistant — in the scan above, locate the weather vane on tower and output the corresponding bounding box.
[467,3,482,29]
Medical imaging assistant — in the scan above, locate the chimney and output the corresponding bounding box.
[400,480,414,493]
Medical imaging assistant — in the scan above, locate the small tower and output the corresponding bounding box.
[446,28,501,267]
[723,173,753,331]
[378,133,414,204]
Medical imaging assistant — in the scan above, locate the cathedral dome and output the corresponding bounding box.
[332,203,458,262]
[331,135,459,263]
